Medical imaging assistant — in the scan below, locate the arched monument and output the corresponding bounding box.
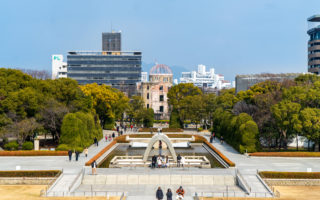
[143,133,177,162]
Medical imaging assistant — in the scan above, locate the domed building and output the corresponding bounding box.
[138,64,173,120]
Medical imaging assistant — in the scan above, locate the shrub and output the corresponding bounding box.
[154,120,169,123]
[259,171,320,179]
[104,117,115,130]
[0,170,61,177]
[56,144,70,151]
[4,141,19,150]
[143,108,154,128]
[22,141,33,150]
[75,146,84,153]
[0,151,67,156]
[197,127,203,132]
[193,135,207,143]
[169,108,183,128]
[114,135,129,143]
[128,134,192,138]
[60,112,102,149]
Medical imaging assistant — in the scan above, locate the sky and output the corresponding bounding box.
[0,0,319,81]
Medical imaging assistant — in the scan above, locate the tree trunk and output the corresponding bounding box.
[308,140,310,151]
[315,139,320,152]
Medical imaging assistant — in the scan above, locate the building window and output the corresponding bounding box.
[160,95,164,101]
[159,106,164,112]
[159,86,163,90]
[147,104,149,108]
[147,93,149,99]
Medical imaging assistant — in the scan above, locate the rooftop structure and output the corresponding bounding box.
[150,64,173,75]
[102,31,121,51]
[51,55,67,79]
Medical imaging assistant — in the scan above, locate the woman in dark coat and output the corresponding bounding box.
[156,187,164,200]
[166,188,173,200]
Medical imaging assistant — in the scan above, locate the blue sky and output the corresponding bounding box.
[0,0,319,81]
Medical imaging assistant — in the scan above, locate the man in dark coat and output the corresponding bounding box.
[94,137,98,146]
[152,155,157,168]
[68,150,72,161]
[75,150,80,161]
[156,187,164,200]
[177,154,182,167]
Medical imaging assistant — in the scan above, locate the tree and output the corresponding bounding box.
[127,96,145,124]
[13,118,41,144]
[143,108,154,128]
[300,107,320,151]
[271,100,301,150]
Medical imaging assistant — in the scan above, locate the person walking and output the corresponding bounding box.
[94,137,98,146]
[210,135,214,143]
[220,136,224,144]
[213,132,216,140]
[176,186,185,199]
[177,154,182,167]
[156,187,164,200]
[166,188,173,200]
[91,160,97,175]
[75,150,80,161]
[112,132,115,140]
[152,155,157,168]
[68,150,72,162]
[84,147,88,157]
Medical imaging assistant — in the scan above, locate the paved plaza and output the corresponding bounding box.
[0,130,320,199]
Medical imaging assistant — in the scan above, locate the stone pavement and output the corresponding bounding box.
[1,130,320,198]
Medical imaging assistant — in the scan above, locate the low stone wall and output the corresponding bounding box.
[264,179,320,186]
[0,177,55,185]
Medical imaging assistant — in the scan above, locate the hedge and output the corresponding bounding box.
[259,171,320,179]
[128,134,192,138]
[0,170,61,177]
[114,135,129,143]
[249,152,320,157]
[85,140,117,166]
[162,128,183,132]
[138,128,158,132]
[0,151,68,156]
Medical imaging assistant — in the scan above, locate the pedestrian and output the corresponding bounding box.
[159,140,162,155]
[130,124,133,131]
[213,132,216,140]
[152,155,157,168]
[157,155,162,168]
[91,160,97,175]
[210,135,214,143]
[166,188,173,200]
[75,150,80,161]
[156,187,164,200]
[181,156,185,168]
[124,126,127,133]
[116,126,119,133]
[105,135,108,141]
[68,149,72,162]
[176,186,185,199]
[84,147,88,157]
[94,137,98,146]
[165,155,169,168]
[112,132,115,139]
[120,130,123,136]
[177,154,182,167]
[220,136,224,144]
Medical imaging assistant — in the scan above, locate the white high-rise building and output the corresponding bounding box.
[141,72,148,82]
[180,64,231,90]
[52,55,67,79]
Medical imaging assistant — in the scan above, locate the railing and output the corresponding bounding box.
[258,170,281,198]
[46,191,125,198]
[40,169,63,197]
[68,167,85,192]
[193,191,273,199]
[235,168,251,194]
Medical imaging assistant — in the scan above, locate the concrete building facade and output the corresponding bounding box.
[235,73,302,93]
[180,64,231,90]
[102,32,121,51]
[51,54,67,79]
[138,64,173,120]
[308,15,320,74]
[67,51,141,96]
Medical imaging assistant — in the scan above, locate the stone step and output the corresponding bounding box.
[82,174,236,186]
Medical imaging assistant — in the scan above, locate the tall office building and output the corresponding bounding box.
[67,51,141,96]
[102,32,121,51]
[308,15,320,74]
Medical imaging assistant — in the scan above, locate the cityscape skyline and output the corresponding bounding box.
[0,0,320,81]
